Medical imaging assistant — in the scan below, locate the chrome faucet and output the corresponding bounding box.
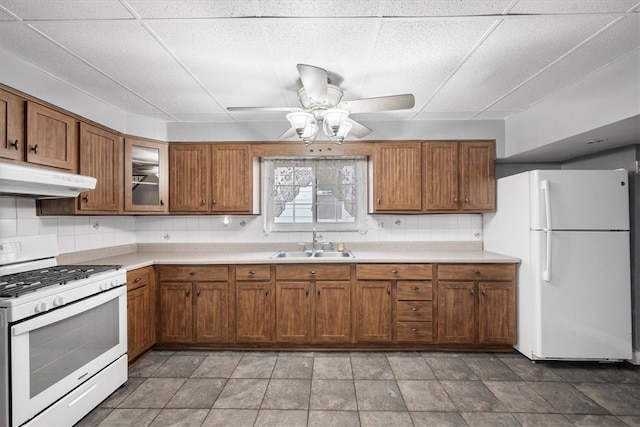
[312,228,321,252]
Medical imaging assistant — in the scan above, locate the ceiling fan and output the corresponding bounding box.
[227,64,415,145]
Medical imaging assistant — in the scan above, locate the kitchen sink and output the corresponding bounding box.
[270,250,354,259]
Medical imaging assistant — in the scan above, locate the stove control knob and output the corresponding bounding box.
[110,279,119,288]
[35,301,49,313]
[52,296,65,307]
[100,281,109,291]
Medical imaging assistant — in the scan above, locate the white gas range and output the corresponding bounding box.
[0,235,127,427]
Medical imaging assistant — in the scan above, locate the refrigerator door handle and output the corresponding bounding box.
[541,180,551,230]
[543,230,552,282]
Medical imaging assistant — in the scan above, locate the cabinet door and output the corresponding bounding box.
[169,144,210,212]
[314,281,351,343]
[159,282,193,343]
[436,281,475,344]
[195,282,229,343]
[372,142,422,212]
[478,281,515,344]
[236,282,273,343]
[127,284,150,360]
[26,102,77,171]
[460,141,495,211]
[124,138,169,212]
[423,142,459,211]
[211,144,254,213]
[0,89,25,160]
[78,123,121,212]
[355,281,392,342]
[276,281,311,343]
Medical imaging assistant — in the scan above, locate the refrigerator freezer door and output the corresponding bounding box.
[530,170,629,231]
[531,230,632,360]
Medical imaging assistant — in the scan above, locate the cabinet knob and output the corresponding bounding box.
[30,144,39,154]
[317,289,320,297]
[212,199,217,206]
[305,289,309,296]
[186,289,190,297]
[249,270,256,275]
[309,270,316,275]
[10,139,19,150]
[189,271,196,276]
[454,197,459,204]
[377,197,381,205]
[470,289,474,296]
[197,289,201,297]
[387,287,391,295]
[412,327,419,333]
[473,270,481,275]
[411,286,419,291]
[481,289,486,296]
[465,197,470,204]
[411,306,420,311]
[265,289,269,297]
[133,277,141,283]
[160,199,165,206]
[82,194,89,203]
[391,270,399,275]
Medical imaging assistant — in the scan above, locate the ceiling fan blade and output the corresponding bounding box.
[227,106,301,112]
[297,64,328,104]
[278,126,298,140]
[345,117,372,138]
[338,94,415,113]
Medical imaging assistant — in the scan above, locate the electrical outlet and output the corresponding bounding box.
[377,220,385,230]
[472,229,482,240]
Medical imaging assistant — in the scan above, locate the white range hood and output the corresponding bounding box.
[0,162,96,199]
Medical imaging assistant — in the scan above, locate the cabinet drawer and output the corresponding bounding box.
[158,265,228,281]
[356,264,432,280]
[396,281,432,300]
[437,264,516,281]
[276,264,350,280]
[396,322,433,342]
[236,265,271,281]
[127,267,150,291]
[396,301,432,321]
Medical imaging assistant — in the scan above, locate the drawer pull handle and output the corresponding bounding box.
[133,277,141,283]
[411,307,420,311]
[249,270,256,275]
[309,270,316,275]
[411,286,419,291]
[391,270,399,275]
[412,327,419,333]
[10,139,19,150]
[473,271,481,275]
[30,144,39,154]
[189,271,196,276]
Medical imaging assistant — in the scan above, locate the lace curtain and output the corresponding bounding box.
[263,157,367,232]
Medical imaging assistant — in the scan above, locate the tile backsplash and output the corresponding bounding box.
[0,197,483,254]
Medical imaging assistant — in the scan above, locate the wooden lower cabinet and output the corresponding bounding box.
[275,265,351,344]
[436,264,516,345]
[127,267,155,361]
[355,281,392,342]
[157,266,229,344]
[236,281,274,343]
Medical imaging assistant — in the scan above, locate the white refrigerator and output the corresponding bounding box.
[483,169,632,361]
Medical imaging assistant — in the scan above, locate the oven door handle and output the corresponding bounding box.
[12,286,125,336]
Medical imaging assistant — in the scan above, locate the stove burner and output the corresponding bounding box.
[0,265,121,298]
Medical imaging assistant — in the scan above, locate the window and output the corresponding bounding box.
[263,157,367,232]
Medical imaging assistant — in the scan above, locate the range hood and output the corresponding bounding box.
[0,162,97,199]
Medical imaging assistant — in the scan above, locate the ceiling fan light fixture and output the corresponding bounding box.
[322,108,349,136]
[286,111,316,136]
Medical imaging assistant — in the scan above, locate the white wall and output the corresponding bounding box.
[0,197,482,254]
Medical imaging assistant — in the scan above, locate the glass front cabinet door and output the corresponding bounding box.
[124,137,168,213]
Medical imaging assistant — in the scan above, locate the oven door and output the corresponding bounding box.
[10,286,126,427]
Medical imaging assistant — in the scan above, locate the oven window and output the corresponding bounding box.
[29,298,120,397]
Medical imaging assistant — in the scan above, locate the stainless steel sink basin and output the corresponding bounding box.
[270,250,354,259]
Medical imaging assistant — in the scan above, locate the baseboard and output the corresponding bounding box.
[629,349,640,365]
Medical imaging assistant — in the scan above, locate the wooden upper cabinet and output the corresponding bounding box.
[78,123,122,213]
[169,144,211,213]
[423,142,459,210]
[423,140,495,212]
[211,144,255,213]
[371,141,422,212]
[26,102,77,171]
[0,88,25,161]
[124,137,168,213]
[460,141,495,211]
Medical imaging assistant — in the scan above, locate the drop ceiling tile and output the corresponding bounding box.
[0,22,162,114]
[471,110,519,120]
[255,0,381,17]
[427,14,618,112]
[491,14,640,111]
[29,20,225,114]
[362,18,498,112]
[0,1,135,20]
[381,0,513,16]
[260,18,381,102]
[511,0,639,14]
[146,19,284,110]
[127,1,256,19]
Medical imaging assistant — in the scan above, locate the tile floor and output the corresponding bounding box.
[77,350,640,427]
